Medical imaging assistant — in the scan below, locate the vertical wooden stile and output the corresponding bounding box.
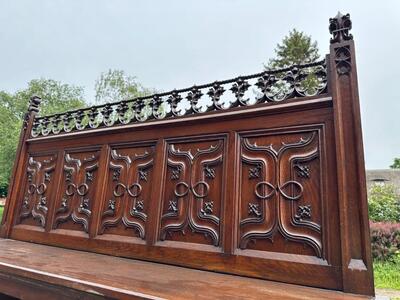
[329,12,374,296]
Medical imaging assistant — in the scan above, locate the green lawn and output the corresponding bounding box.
[374,258,400,290]
[0,206,3,221]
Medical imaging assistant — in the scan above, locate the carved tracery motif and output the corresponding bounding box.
[239,131,323,258]
[329,12,353,75]
[329,12,353,44]
[31,60,328,138]
[54,151,99,233]
[100,146,154,239]
[19,155,56,227]
[334,46,352,75]
[160,139,224,246]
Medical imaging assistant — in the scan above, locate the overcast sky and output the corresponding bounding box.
[0,0,399,169]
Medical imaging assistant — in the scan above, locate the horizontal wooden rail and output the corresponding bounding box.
[1,12,374,297]
[0,239,371,300]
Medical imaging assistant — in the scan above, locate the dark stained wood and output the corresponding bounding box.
[0,239,371,300]
[7,105,343,290]
[0,13,374,298]
[329,12,374,295]
[0,272,109,300]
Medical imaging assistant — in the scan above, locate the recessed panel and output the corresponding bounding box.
[238,129,323,258]
[99,144,155,239]
[17,153,57,228]
[52,150,100,233]
[159,137,226,247]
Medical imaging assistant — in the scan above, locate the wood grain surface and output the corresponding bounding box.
[0,239,371,300]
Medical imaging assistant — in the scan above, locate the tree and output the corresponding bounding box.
[267,29,320,69]
[0,79,86,196]
[390,158,400,169]
[263,29,322,98]
[94,69,154,103]
[0,71,153,197]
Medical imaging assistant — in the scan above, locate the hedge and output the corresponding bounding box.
[370,221,400,261]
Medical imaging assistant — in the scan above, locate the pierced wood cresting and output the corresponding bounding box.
[0,12,374,298]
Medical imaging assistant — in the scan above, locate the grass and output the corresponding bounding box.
[0,206,3,221]
[374,258,400,290]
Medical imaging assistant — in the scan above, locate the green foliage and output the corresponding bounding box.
[265,29,321,96]
[0,72,153,196]
[374,256,400,290]
[368,184,400,222]
[391,158,400,169]
[95,69,153,103]
[267,29,320,69]
[0,79,86,195]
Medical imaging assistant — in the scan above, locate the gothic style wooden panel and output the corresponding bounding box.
[159,137,226,247]
[52,149,100,233]
[99,144,155,239]
[238,129,324,258]
[17,153,57,228]
[1,13,374,296]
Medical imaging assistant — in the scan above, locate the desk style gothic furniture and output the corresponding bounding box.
[0,13,374,299]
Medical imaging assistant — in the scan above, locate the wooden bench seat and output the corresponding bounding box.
[0,239,370,300]
[0,13,375,298]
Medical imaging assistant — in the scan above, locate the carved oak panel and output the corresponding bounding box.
[53,150,100,233]
[18,154,57,228]
[159,137,225,247]
[239,129,323,258]
[99,144,155,239]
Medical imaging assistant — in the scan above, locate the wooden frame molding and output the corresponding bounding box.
[1,12,374,297]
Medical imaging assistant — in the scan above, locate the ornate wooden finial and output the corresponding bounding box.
[329,12,353,44]
[23,95,42,130]
[28,95,41,113]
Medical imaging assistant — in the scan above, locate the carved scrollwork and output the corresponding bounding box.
[103,104,115,126]
[239,131,323,258]
[54,152,99,233]
[187,86,203,114]
[254,181,276,200]
[160,140,224,246]
[116,101,131,124]
[167,90,182,117]
[100,146,154,239]
[31,60,328,138]
[329,12,353,44]
[88,107,101,129]
[19,155,56,227]
[207,82,225,111]
[230,77,250,106]
[133,99,147,122]
[152,95,164,119]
